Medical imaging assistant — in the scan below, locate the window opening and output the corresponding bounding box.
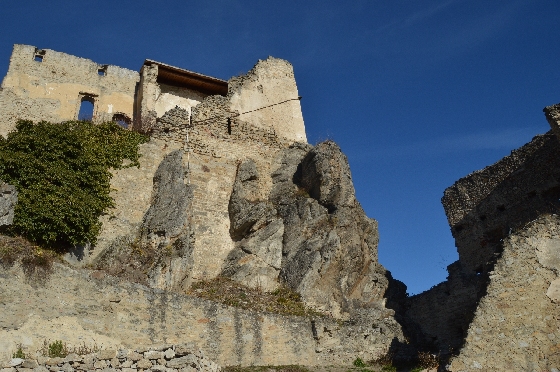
[98,65,108,76]
[78,96,95,121]
[112,113,131,128]
[34,48,45,63]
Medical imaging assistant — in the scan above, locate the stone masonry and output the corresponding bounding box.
[0,44,138,137]
[0,263,402,366]
[3,343,220,372]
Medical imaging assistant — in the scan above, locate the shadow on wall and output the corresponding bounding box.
[383,132,560,368]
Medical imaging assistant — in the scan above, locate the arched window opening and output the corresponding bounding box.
[112,113,131,129]
[78,96,95,122]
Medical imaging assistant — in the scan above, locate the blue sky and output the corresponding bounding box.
[1,1,559,294]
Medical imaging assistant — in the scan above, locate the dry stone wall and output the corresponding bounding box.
[4,344,220,372]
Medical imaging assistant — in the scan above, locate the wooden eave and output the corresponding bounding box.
[144,59,228,96]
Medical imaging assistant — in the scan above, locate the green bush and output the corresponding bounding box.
[353,358,366,368]
[12,344,26,358]
[0,120,147,248]
[46,340,67,357]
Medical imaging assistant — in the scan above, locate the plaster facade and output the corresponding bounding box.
[0,44,139,137]
[0,45,307,145]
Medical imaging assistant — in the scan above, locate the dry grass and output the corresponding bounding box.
[0,235,59,279]
[187,276,325,317]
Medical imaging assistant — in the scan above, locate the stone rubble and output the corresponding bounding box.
[2,344,220,372]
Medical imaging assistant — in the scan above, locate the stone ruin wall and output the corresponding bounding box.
[94,57,305,282]
[0,263,398,366]
[0,44,138,137]
[447,214,560,371]
[403,108,560,367]
[0,45,308,283]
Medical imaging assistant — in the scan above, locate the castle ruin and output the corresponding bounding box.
[1,44,560,370]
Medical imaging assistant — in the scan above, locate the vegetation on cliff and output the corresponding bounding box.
[0,120,147,248]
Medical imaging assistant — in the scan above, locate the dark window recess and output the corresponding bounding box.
[98,65,108,76]
[34,49,45,62]
[112,113,131,128]
[227,118,232,135]
[78,97,95,121]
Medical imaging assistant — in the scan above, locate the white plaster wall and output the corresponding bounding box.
[154,83,207,118]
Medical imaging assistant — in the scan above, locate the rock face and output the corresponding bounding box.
[224,141,400,318]
[0,181,17,226]
[93,150,195,292]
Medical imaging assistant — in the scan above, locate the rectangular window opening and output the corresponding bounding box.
[34,48,45,63]
[98,65,108,76]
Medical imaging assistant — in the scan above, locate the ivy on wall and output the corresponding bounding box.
[0,120,148,248]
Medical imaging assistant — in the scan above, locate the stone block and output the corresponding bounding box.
[21,361,38,369]
[93,360,107,369]
[135,359,152,369]
[127,352,143,362]
[59,363,74,372]
[117,349,129,360]
[97,350,117,360]
[44,359,63,367]
[166,356,197,369]
[163,349,175,360]
[144,351,164,360]
[8,360,23,368]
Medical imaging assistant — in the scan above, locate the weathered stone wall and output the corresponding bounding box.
[134,57,306,145]
[447,214,560,371]
[0,264,401,366]
[442,132,560,274]
[228,57,307,144]
[5,344,221,372]
[0,44,139,136]
[403,110,560,367]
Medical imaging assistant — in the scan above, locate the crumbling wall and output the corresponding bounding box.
[404,129,560,361]
[228,57,306,144]
[447,214,560,371]
[442,132,560,275]
[0,44,138,136]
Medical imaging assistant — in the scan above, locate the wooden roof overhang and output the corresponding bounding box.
[144,59,228,96]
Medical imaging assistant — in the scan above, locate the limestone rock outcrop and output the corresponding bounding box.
[224,141,400,319]
[0,181,17,226]
[93,150,195,292]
